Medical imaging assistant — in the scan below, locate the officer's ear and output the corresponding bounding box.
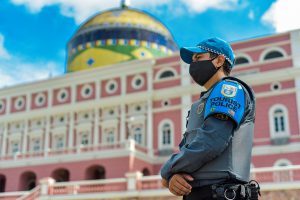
[215,55,226,68]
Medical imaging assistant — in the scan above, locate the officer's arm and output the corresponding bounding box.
[163,115,234,176]
[160,133,187,180]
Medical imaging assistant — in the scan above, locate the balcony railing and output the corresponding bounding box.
[1,165,299,200]
[0,139,149,161]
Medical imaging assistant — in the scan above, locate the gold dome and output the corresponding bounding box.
[66,7,178,73]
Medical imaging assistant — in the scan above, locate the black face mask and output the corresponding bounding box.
[189,57,220,86]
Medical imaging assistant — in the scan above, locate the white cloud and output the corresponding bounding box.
[248,10,254,20]
[179,0,240,13]
[0,59,62,88]
[10,0,244,24]
[0,34,11,60]
[262,0,300,32]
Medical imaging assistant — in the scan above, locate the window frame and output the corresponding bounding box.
[158,119,174,149]
[269,104,290,138]
[155,68,177,80]
[260,47,287,62]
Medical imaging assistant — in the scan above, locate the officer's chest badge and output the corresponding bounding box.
[197,103,204,115]
[221,84,237,97]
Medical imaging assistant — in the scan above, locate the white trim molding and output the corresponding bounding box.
[158,119,174,150]
[268,104,290,139]
[274,158,292,166]
[234,52,252,65]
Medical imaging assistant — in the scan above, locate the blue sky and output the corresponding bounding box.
[0,0,298,88]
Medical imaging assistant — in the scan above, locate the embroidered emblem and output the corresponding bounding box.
[210,107,216,112]
[221,84,237,98]
[197,103,204,114]
[214,113,229,121]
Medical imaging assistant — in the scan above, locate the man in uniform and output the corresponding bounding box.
[160,37,259,200]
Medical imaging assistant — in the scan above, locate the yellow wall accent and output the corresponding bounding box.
[68,48,131,72]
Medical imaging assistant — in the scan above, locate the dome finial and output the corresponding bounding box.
[121,0,130,9]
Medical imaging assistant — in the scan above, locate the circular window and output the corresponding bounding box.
[57,89,69,103]
[81,84,93,98]
[0,100,5,112]
[35,93,46,107]
[109,109,114,115]
[135,105,141,111]
[131,75,144,89]
[161,99,170,107]
[15,97,25,110]
[59,116,65,122]
[106,79,118,94]
[271,82,282,91]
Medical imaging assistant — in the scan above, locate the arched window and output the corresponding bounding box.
[53,135,65,150]
[142,168,151,176]
[235,57,249,65]
[19,171,36,191]
[52,168,70,182]
[133,127,143,145]
[264,51,284,60]
[85,165,106,180]
[269,105,290,140]
[0,174,6,192]
[104,129,115,144]
[156,68,177,80]
[78,130,90,146]
[274,109,285,133]
[159,70,175,79]
[158,120,174,149]
[162,124,171,145]
[31,138,41,152]
[273,159,293,182]
[261,48,286,61]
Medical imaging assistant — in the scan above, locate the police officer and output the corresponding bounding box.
[160,37,259,200]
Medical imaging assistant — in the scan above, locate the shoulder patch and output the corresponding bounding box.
[221,84,237,97]
[214,113,229,121]
[204,79,246,127]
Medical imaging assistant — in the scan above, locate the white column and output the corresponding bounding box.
[26,92,31,112]
[180,60,192,137]
[120,103,126,142]
[48,88,53,109]
[95,80,100,100]
[147,99,153,156]
[22,93,31,153]
[39,177,55,196]
[44,116,50,156]
[1,123,7,156]
[125,171,143,191]
[93,108,99,145]
[71,84,76,105]
[68,112,74,147]
[290,30,300,134]
[147,67,153,156]
[22,119,28,153]
[180,61,191,86]
[120,75,126,142]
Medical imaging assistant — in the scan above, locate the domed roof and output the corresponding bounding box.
[66,6,178,73]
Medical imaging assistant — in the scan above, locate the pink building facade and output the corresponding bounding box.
[0,30,300,198]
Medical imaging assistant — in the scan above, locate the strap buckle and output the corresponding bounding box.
[224,188,236,200]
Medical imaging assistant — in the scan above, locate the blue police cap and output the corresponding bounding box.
[180,37,235,67]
